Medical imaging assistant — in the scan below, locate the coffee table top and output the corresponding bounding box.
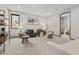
[22,35,29,38]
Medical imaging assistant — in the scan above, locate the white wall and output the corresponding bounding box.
[71,7,79,39]
[47,15,60,35]
[9,10,47,37]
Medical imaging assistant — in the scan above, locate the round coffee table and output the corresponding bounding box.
[22,35,29,44]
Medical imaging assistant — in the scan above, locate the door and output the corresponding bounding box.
[60,12,71,39]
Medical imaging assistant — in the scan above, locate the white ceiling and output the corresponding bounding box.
[0,4,78,17]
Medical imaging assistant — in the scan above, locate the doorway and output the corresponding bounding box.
[60,12,71,40]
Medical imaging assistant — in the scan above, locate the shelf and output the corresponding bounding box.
[0,10,6,53]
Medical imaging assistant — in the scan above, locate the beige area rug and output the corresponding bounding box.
[47,36,72,45]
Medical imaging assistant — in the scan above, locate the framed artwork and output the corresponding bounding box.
[27,17,39,25]
[11,14,20,29]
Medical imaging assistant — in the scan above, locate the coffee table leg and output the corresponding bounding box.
[22,39,24,44]
[25,38,29,44]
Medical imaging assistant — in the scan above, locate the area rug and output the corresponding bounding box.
[47,36,71,45]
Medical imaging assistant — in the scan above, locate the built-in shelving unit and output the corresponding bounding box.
[0,9,10,53]
[0,10,5,53]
